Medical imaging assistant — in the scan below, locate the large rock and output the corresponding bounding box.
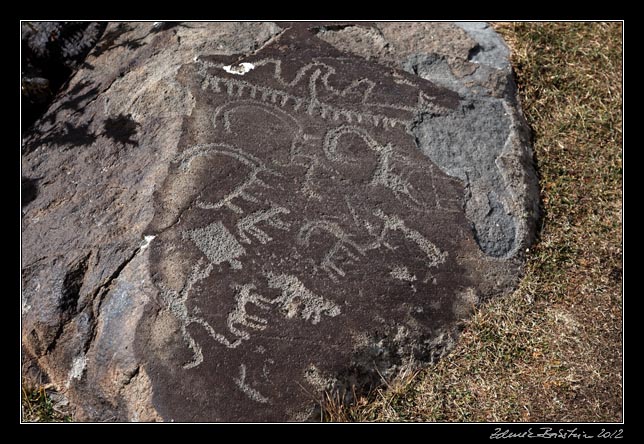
[21,22,539,422]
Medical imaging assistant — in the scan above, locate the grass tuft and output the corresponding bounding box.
[21,382,72,422]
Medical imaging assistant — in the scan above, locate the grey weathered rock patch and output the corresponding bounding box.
[21,22,538,422]
[317,21,538,258]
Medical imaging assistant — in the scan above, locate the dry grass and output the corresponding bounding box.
[323,22,623,422]
[22,382,72,422]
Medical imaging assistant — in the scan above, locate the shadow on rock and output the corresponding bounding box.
[91,23,145,57]
[23,120,98,154]
[21,177,40,207]
[102,114,140,147]
[57,81,100,113]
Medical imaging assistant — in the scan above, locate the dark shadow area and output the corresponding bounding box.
[90,23,131,57]
[24,112,140,154]
[91,22,153,58]
[21,177,40,207]
[27,120,98,152]
[38,81,101,128]
[23,72,102,154]
[121,39,145,52]
[58,80,99,111]
[467,43,483,61]
[79,61,95,71]
[21,22,107,133]
[102,114,140,147]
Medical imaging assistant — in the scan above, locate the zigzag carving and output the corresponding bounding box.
[195,57,448,132]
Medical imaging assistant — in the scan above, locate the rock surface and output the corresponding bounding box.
[21,22,539,422]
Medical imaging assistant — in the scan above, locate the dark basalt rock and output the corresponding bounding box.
[21,22,538,422]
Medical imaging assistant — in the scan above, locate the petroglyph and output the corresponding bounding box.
[298,220,367,281]
[234,364,269,404]
[266,273,341,324]
[373,209,448,269]
[160,255,341,369]
[184,221,246,269]
[237,205,291,245]
[303,364,334,392]
[227,283,274,341]
[143,28,484,421]
[224,275,339,347]
[173,143,281,214]
[213,99,304,137]
[323,125,425,210]
[195,56,449,132]
[155,49,454,376]
[298,209,446,281]
[158,258,219,369]
[390,265,416,282]
[159,259,323,369]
